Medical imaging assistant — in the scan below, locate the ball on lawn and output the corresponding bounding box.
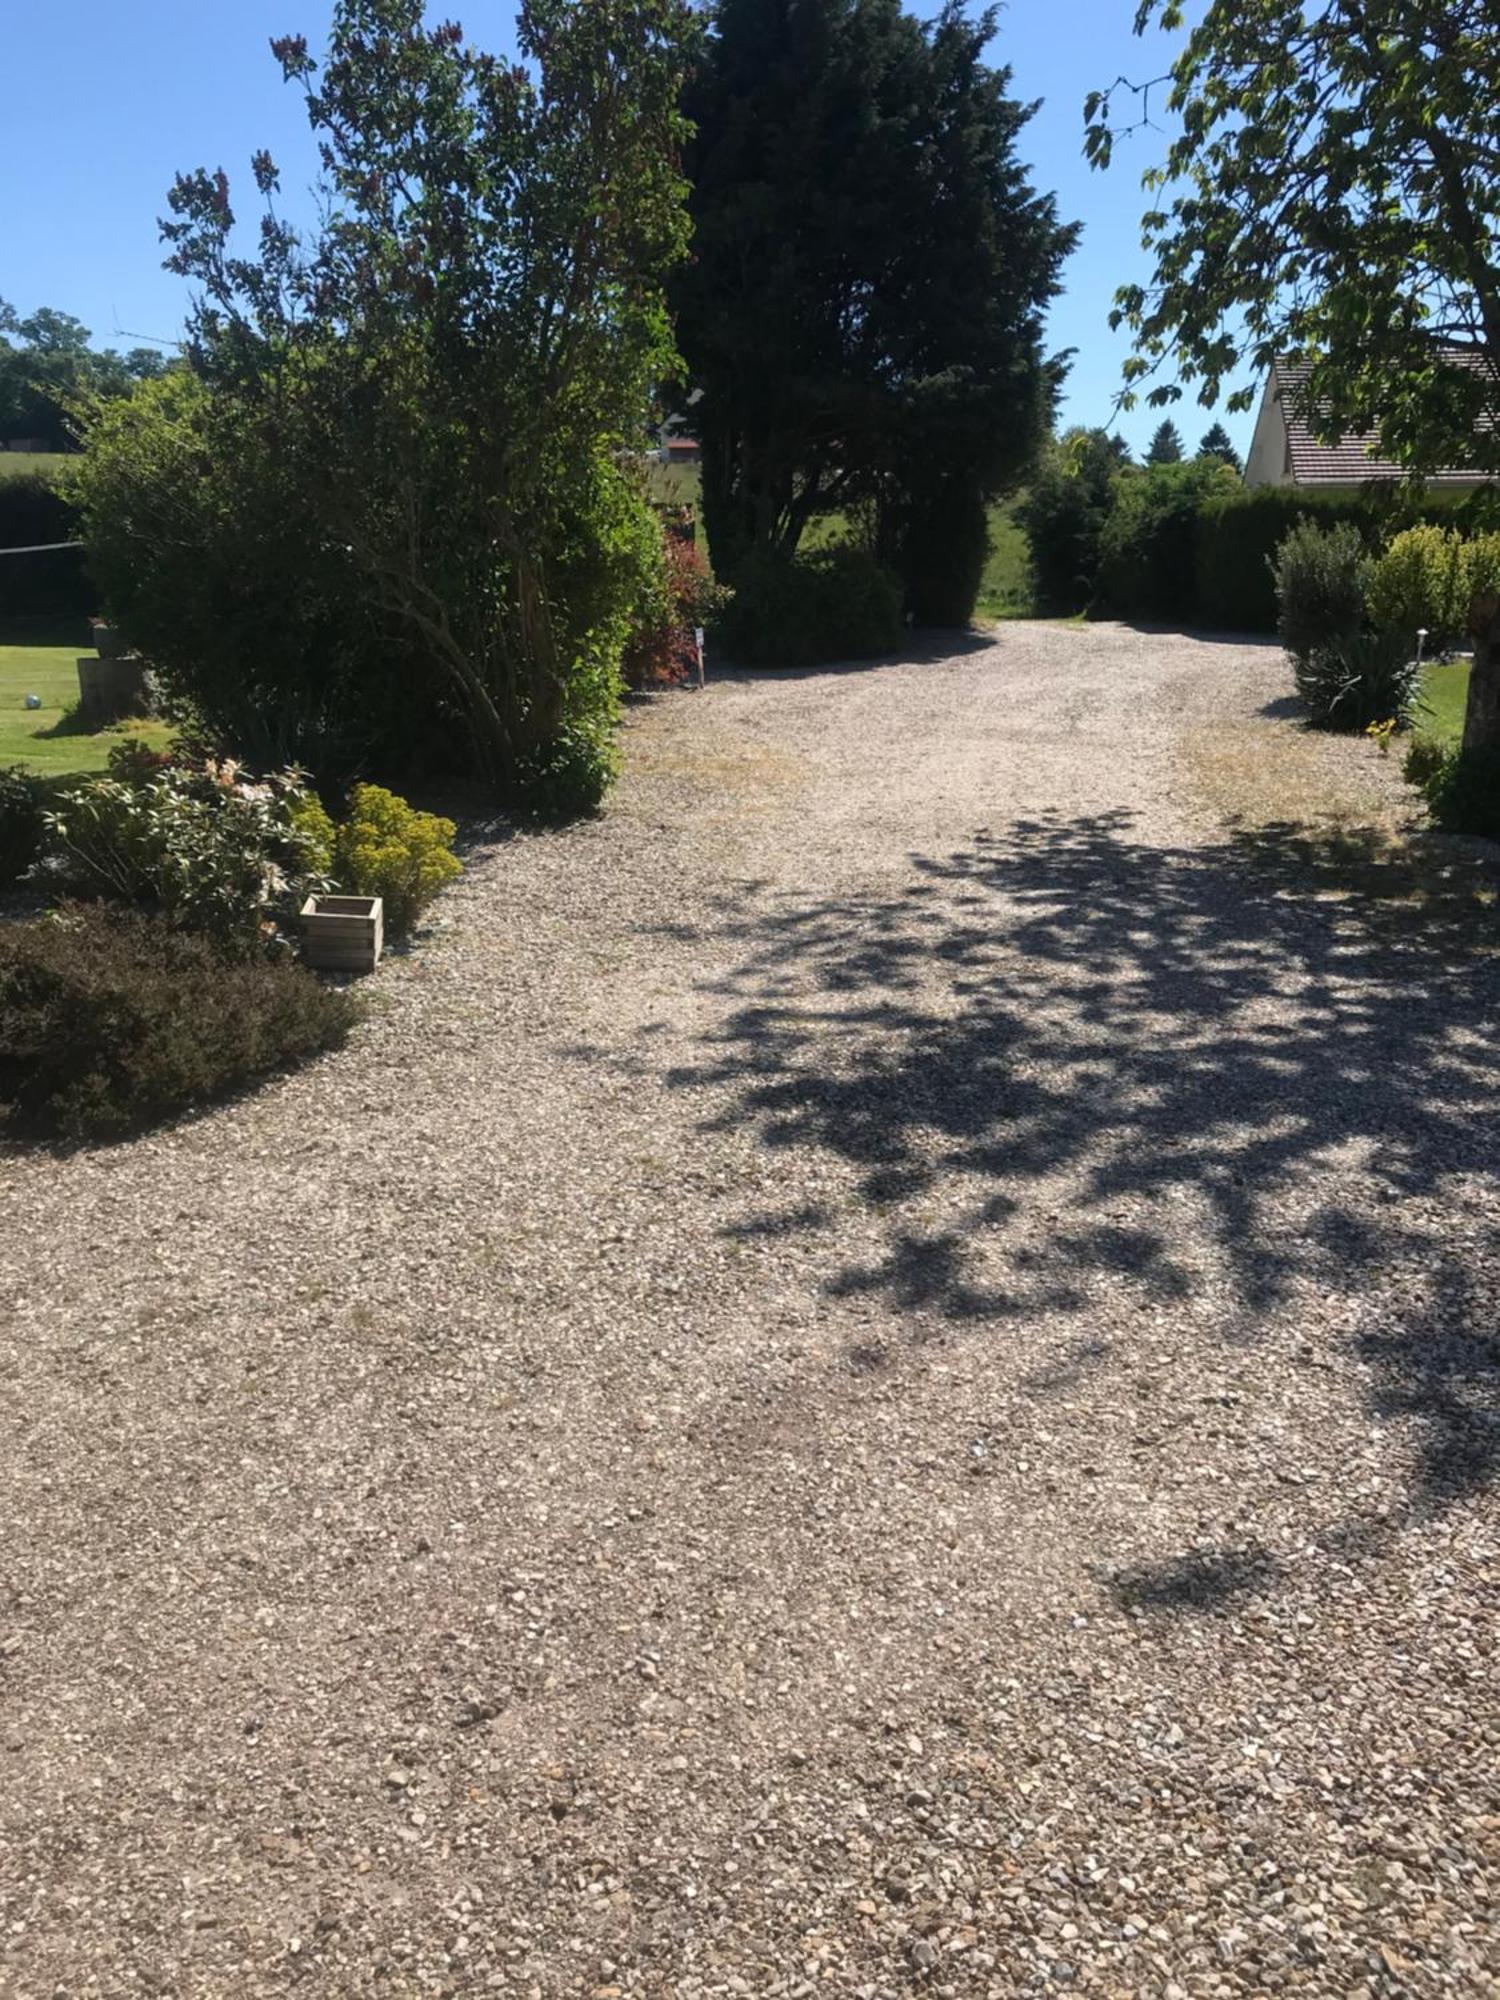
[24,693,42,710]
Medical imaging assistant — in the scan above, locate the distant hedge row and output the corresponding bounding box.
[1022,455,1498,632]
[0,469,97,618]
[1190,484,1495,632]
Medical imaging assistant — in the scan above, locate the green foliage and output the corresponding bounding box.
[1192,488,1479,633]
[1085,0,1500,751]
[1196,490,1363,632]
[105,737,177,785]
[67,371,387,776]
[0,296,166,454]
[1405,741,1500,841]
[717,546,903,666]
[0,471,94,618]
[1018,429,1124,614]
[107,0,696,804]
[1144,420,1183,465]
[1468,533,1500,606]
[888,470,992,627]
[1294,630,1417,734]
[513,724,619,821]
[1086,3,1499,471]
[1402,733,1449,792]
[1272,522,1368,665]
[1097,459,1234,622]
[676,0,1075,584]
[0,764,45,885]
[42,761,330,951]
[331,785,462,933]
[974,500,1034,620]
[1017,470,1479,632]
[0,902,358,1140]
[287,790,336,873]
[1367,526,1473,650]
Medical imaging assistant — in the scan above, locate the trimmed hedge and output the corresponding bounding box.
[716,546,903,666]
[0,470,96,618]
[1021,465,1496,633]
[1191,487,1487,633]
[1098,461,1232,623]
[0,903,359,1139]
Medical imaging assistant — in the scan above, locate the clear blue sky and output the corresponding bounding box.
[0,0,1257,461]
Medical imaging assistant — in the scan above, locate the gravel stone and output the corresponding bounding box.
[1,622,1498,1998]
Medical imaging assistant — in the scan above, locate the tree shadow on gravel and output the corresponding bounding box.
[1107,1543,1284,1614]
[663,808,1500,1526]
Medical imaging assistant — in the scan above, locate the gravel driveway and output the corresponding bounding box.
[3,622,1498,1999]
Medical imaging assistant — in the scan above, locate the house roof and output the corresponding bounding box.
[1271,356,1495,486]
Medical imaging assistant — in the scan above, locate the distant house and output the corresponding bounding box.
[1244,356,1492,492]
[661,435,701,466]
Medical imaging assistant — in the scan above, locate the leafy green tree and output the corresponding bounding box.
[0,300,166,450]
[1018,427,1127,613]
[676,0,1075,620]
[92,0,695,809]
[1197,421,1241,473]
[68,370,387,775]
[1144,418,1183,464]
[1084,0,1500,755]
[1097,457,1235,622]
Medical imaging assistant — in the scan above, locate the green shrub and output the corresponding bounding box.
[105,738,177,786]
[1294,629,1417,732]
[512,722,618,820]
[1190,489,1479,633]
[1402,733,1448,791]
[1467,532,1500,610]
[1096,460,1236,624]
[331,784,462,932]
[288,790,337,872]
[65,373,412,781]
[1405,742,1500,841]
[1018,433,1122,615]
[41,763,330,950]
[891,472,991,627]
[717,546,903,666]
[0,903,359,1139]
[1195,489,1373,632]
[1367,525,1472,650]
[0,765,46,887]
[1272,521,1368,664]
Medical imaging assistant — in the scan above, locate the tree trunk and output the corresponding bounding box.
[701,432,750,584]
[1462,595,1500,755]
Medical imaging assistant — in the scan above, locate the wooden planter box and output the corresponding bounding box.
[300,894,383,974]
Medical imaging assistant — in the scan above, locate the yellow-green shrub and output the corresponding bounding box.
[331,785,461,934]
[1465,532,1500,613]
[1367,526,1471,647]
[288,790,336,873]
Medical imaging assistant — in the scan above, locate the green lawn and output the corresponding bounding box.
[1415,658,1469,747]
[975,500,1034,621]
[0,452,72,484]
[0,618,174,777]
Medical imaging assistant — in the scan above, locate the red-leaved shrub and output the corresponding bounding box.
[623,533,730,690]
